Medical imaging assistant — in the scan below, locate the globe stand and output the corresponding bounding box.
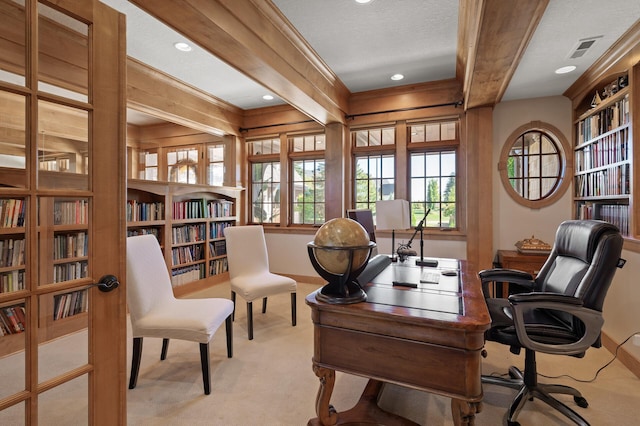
[307,242,376,304]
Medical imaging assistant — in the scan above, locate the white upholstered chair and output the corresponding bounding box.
[126,234,234,395]
[224,225,297,340]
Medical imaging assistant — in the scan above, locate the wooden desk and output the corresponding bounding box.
[306,258,491,426]
[494,250,547,297]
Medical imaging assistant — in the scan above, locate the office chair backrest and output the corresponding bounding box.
[126,234,175,325]
[224,225,270,278]
[535,220,623,313]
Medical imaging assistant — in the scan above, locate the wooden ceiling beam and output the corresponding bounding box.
[458,0,549,109]
[129,0,350,126]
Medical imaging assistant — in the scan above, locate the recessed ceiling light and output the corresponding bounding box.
[262,95,274,101]
[391,74,404,81]
[555,65,576,74]
[355,0,372,4]
[174,42,192,52]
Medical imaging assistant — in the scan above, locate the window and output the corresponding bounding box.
[352,126,396,214]
[499,122,571,208]
[167,147,198,184]
[207,143,225,186]
[291,134,325,225]
[410,151,457,228]
[408,120,459,228]
[248,138,281,224]
[138,150,158,181]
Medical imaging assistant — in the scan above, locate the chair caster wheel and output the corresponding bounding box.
[507,421,521,426]
[574,396,588,408]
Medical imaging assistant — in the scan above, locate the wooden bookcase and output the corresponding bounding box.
[572,72,632,237]
[127,179,242,296]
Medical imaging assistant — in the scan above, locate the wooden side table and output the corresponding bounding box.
[494,250,548,298]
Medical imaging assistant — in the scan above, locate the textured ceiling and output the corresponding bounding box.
[100,0,640,124]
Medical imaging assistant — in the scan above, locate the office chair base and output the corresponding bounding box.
[482,367,590,426]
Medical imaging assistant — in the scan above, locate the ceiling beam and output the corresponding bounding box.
[458,0,549,109]
[129,0,350,126]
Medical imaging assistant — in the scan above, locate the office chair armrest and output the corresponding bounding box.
[478,268,535,297]
[508,293,604,356]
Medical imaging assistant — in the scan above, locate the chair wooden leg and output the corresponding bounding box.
[231,291,236,321]
[225,315,233,358]
[247,301,254,340]
[129,337,143,389]
[199,343,211,395]
[161,338,169,360]
[262,297,267,313]
[291,292,297,326]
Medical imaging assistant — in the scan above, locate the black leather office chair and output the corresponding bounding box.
[479,220,625,426]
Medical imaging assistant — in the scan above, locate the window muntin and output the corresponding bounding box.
[291,159,325,225]
[207,144,225,186]
[354,127,395,147]
[249,138,280,155]
[138,150,158,181]
[354,154,395,211]
[167,147,198,184]
[410,121,457,143]
[292,134,325,152]
[410,151,457,229]
[507,130,561,200]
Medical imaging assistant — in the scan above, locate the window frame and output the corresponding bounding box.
[498,121,572,209]
[407,119,460,229]
[289,133,326,226]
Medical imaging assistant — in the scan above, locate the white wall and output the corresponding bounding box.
[492,96,573,249]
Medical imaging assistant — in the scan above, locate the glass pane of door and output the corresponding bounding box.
[0,0,26,86]
[0,91,27,187]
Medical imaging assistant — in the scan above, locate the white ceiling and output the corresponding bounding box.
[100,0,640,125]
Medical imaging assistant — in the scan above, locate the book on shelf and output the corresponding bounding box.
[53,199,88,225]
[0,305,25,334]
[170,264,205,287]
[0,238,26,267]
[0,199,25,228]
[53,289,88,320]
[126,200,164,222]
[209,240,227,257]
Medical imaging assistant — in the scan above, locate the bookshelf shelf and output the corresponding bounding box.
[572,72,632,237]
[127,179,242,296]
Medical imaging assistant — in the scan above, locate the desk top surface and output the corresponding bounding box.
[306,257,490,332]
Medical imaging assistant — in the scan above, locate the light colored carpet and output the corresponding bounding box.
[1,281,639,425]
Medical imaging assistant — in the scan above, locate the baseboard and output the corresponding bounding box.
[602,331,640,379]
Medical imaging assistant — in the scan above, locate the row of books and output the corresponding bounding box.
[170,264,205,287]
[209,258,228,276]
[574,164,630,198]
[0,198,26,228]
[126,200,165,222]
[171,244,205,266]
[172,199,234,220]
[0,238,25,268]
[210,221,233,239]
[577,94,629,144]
[209,240,226,257]
[0,270,25,293]
[576,203,629,236]
[53,232,88,260]
[172,223,206,244]
[53,200,88,225]
[574,127,629,171]
[127,227,161,240]
[53,289,88,320]
[52,261,88,283]
[0,305,25,335]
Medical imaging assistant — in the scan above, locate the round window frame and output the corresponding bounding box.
[498,121,572,209]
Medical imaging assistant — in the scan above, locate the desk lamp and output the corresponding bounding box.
[375,199,410,262]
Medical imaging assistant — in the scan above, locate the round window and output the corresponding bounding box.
[498,121,572,208]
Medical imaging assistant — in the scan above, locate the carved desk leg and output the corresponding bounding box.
[451,399,482,426]
[308,365,338,426]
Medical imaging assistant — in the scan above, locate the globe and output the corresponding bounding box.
[312,217,370,274]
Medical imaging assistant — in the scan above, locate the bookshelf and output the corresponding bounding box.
[127,180,241,296]
[573,73,632,236]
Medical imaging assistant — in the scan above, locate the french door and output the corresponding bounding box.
[0,0,126,424]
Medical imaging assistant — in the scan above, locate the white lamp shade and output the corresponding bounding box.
[375,199,410,230]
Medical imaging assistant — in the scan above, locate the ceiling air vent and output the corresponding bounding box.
[568,36,602,59]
